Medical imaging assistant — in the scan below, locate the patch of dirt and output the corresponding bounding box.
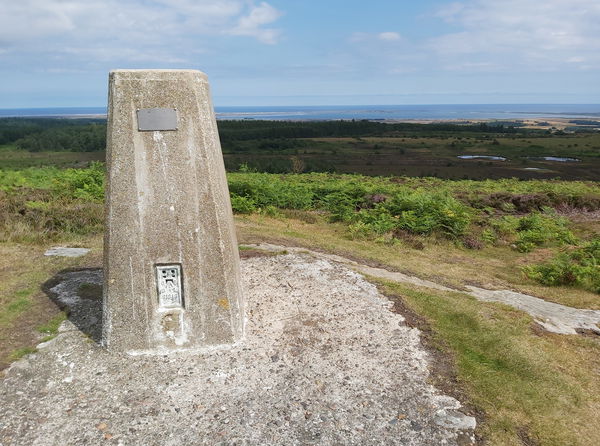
[575,328,600,338]
[556,206,600,222]
[516,248,562,266]
[0,290,62,372]
[2,268,103,370]
[529,322,548,337]
[517,426,541,446]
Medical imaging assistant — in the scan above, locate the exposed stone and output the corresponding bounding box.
[44,247,89,257]
[434,409,478,431]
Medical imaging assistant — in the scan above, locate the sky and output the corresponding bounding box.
[1,0,599,107]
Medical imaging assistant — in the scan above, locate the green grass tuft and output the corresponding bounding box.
[8,346,37,361]
[37,312,68,334]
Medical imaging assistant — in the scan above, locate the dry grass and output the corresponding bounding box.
[0,189,104,244]
[378,282,600,446]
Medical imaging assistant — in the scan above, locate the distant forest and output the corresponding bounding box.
[0,117,527,153]
[0,118,106,152]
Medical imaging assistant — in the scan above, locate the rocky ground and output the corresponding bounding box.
[0,253,475,446]
[251,244,600,335]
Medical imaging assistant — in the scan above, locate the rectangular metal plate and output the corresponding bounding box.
[137,108,178,131]
[156,264,183,309]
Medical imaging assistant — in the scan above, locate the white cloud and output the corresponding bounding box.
[378,32,401,42]
[430,0,600,71]
[229,2,282,44]
[342,0,600,81]
[0,0,283,67]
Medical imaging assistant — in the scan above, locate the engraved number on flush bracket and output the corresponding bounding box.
[156,264,184,309]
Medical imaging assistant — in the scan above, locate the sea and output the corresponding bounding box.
[1,104,599,121]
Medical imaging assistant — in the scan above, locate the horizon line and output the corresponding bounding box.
[2,102,600,110]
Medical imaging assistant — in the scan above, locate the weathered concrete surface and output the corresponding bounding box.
[248,244,600,335]
[0,255,475,446]
[44,247,90,257]
[104,70,243,352]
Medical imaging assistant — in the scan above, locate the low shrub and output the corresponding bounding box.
[354,207,397,235]
[385,191,471,237]
[487,212,576,252]
[0,185,103,243]
[524,238,600,293]
[320,191,364,222]
[0,166,62,190]
[230,195,256,214]
[53,161,105,202]
[514,212,576,252]
[228,173,314,209]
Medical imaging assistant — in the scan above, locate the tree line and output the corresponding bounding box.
[0,117,528,153]
[0,118,106,152]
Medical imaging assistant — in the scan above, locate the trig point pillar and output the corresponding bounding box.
[102,69,244,352]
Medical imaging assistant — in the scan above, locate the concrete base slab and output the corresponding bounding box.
[1,254,475,446]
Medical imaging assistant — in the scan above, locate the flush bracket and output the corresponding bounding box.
[156,264,183,309]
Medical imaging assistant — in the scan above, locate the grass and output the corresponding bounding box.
[0,237,103,369]
[0,289,34,328]
[37,311,68,335]
[524,238,600,293]
[375,281,600,446]
[8,347,38,361]
[0,147,103,170]
[235,212,600,308]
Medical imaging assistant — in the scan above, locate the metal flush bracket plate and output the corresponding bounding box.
[137,108,178,131]
[156,264,184,309]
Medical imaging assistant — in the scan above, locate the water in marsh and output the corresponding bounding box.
[457,155,507,161]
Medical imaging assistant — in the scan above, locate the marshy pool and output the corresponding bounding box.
[457,155,507,161]
[527,156,580,162]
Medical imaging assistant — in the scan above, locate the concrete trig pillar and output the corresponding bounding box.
[102,69,244,352]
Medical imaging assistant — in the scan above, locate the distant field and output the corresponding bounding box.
[1,117,599,180]
[0,145,104,169]
[223,132,600,180]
